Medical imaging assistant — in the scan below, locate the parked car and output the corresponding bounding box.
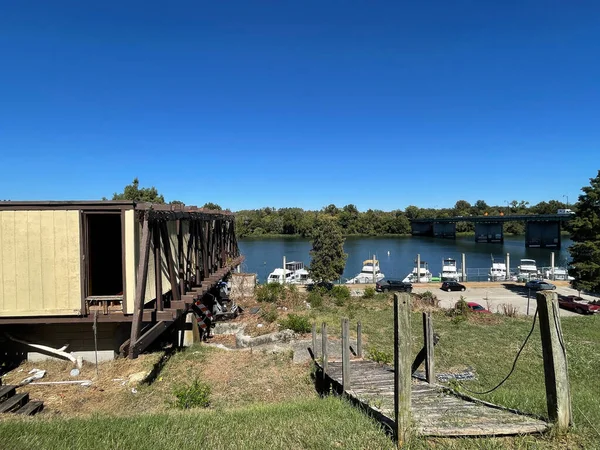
[525,280,556,291]
[441,281,466,292]
[454,301,490,313]
[558,295,600,315]
[467,302,491,313]
[375,279,413,293]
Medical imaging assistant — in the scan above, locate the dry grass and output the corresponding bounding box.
[0,353,161,418]
[0,344,316,418]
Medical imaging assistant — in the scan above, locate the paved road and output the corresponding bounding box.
[413,283,598,317]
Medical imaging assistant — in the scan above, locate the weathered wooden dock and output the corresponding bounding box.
[319,360,548,437]
[311,291,574,439]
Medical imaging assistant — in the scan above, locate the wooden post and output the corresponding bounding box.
[536,290,572,432]
[341,318,350,392]
[153,222,163,312]
[312,323,317,358]
[177,219,185,295]
[394,292,412,445]
[160,222,180,301]
[129,212,152,359]
[357,321,362,358]
[321,322,328,380]
[423,312,434,383]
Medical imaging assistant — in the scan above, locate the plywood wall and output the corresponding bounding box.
[0,210,82,316]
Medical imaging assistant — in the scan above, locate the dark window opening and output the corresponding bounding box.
[86,214,123,296]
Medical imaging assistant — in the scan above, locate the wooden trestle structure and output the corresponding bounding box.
[126,204,243,358]
[0,201,243,360]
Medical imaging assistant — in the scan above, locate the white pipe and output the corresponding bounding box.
[5,333,81,368]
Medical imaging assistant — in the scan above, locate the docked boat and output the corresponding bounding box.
[488,257,507,281]
[541,266,574,281]
[267,261,313,284]
[403,261,433,283]
[346,259,385,284]
[441,258,461,281]
[517,259,540,282]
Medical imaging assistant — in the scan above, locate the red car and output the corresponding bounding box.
[467,302,491,313]
[558,295,600,315]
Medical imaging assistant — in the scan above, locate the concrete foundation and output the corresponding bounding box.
[433,222,456,239]
[526,221,561,248]
[474,223,503,243]
[1,322,130,363]
[28,350,116,363]
[411,222,433,236]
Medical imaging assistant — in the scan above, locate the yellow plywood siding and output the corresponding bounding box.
[124,210,137,315]
[0,210,82,316]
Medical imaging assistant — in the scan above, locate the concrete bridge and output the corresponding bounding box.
[410,214,574,248]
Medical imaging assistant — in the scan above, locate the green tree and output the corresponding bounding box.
[112,178,165,203]
[308,216,347,283]
[202,202,222,210]
[569,171,600,293]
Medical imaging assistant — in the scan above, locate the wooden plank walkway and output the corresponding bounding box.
[321,360,548,437]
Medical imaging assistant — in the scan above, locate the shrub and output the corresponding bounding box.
[307,290,323,308]
[367,347,393,365]
[331,285,350,301]
[499,303,518,317]
[172,379,211,409]
[260,307,278,323]
[255,283,284,303]
[363,286,376,299]
[279,314,312,334]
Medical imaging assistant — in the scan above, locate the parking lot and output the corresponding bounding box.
[413,281,598,317]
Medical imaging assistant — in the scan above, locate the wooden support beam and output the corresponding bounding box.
[321,322,328,381]
[341,318,350,392]
[357,321,363,358]
[423,312,434,383]
[130,321,173,356]
[312,323,317,359]
[194,220,201,284]
[129,212,152,359]
[394,292,412,446]
[159,222,180,301]
[177,219,185,296]
[536,290,572,432]
[153,222,163,312]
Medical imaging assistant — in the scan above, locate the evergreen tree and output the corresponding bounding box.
[111,178,165,203]
[309,216,347,283]
[569,170,600,292]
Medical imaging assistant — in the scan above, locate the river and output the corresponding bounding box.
[238,235,573,283]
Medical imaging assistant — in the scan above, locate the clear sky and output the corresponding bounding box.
[1,1,599,211]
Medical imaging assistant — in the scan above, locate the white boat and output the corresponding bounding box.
[488,257,507,281]
[346,259,385,284]
[441,258,461,281]
[517,259,540,282]
[541,266,574,281]
[267,261,313,284]
[403,261,432,283]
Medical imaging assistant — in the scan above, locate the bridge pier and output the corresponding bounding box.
[411,221,433,236]
[474,222,503,243]
[433,222,456,239]
[525,221,561,249]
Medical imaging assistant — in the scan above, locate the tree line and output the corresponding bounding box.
[235,199,571,237]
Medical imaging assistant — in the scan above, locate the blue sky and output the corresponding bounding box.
[1,1,598,211]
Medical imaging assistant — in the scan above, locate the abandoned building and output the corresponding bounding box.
[0,200,243,362]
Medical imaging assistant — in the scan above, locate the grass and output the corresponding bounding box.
[1,291,599,449]
[0,397,395,450]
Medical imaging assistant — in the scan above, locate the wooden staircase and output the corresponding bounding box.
[0,380,44,416]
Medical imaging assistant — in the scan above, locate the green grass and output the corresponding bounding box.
[0,397,394,450]
[2,294,598,449]
[306,293,600,448]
